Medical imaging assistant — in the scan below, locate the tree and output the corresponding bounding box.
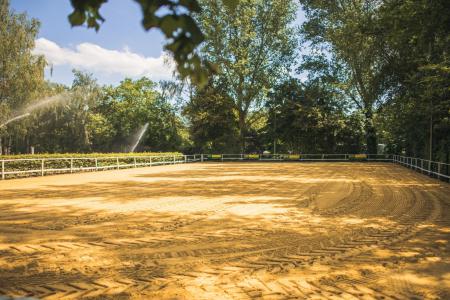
[265,78,364,154]
[98,77,184,152]
[196,0,298,151]
[375,0,450,161]
[0,0,46,154]
[183,83,240,153]
[28,70,101,153]
[300,0,393,154]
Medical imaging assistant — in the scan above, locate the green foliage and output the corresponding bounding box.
[3,68,186,154]
[98,77,185,152]
[0,0,46,154]
[1,0,448,159]
[300,0,392,154]
[1,152,181,160]
[183,83,240,153]
[375,0,449,161]
[26,71,100,153]
[195,0,298,151]
[265,79,364,153]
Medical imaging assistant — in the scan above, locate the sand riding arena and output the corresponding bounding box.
[0,162,449,299]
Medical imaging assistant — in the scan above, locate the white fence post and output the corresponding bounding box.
[95,158,98,171]
[70,158,73,173]
[134,157,137,168]
[116,157,120,170]
[173,155,176,164]
[150,156,152,166]
[184,155,187,163]
[201,154,204,162]
[41,159,45,176]
[1,160,4,180]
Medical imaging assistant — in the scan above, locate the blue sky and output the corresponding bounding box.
[11,0,305,86]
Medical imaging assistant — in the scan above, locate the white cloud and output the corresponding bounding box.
[33,38,174,82]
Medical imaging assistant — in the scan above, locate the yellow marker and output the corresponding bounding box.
[289,154,300,160]
[354,154,367,159]
[247,154,259,159]
[211,154,222,159]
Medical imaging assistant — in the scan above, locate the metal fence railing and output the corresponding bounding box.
[392,155,449,181]
[1,153,448,182]
[200,153,393,162]
[0,154,202,180]
[199,153,448,182]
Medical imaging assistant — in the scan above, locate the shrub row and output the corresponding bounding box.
[0,152,181,160]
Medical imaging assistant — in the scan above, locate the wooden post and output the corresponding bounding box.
[41,159,45,176]
[150,157,152,166]
[70,158,73,173]
[201,154,204,162]
[1,160,4,180]
[134,157,137,168]
[173,155,176,164]
[116,157,120,170]
[95,158,98,171]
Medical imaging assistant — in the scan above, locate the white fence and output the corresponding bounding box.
[393,155,449,180]
[0,154,202,180]
[0,153,448,181]
[200,153,393,161]
[200,153,448,181]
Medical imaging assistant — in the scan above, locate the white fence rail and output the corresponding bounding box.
[200,153,448,181]
[1,153,448,182]
[393,155,449,180]
[200,153,393,161]
[0,154,202,180]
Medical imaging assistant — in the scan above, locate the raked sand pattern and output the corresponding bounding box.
[0,162,448,299]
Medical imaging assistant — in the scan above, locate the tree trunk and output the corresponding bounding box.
[364,109,377,154]
[7,136,12,155]
[238,111,246,153]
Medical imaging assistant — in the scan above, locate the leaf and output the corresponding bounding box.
[68,10,86,26]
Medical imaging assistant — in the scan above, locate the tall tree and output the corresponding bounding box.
[300,0,392,154]
[376,0,450,161]
[183,83,240,153]
[0,0,46,154]
[196,0,298,151]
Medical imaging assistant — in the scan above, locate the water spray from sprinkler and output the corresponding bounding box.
[130,123,149,152]
[0,93,69,128]
[0,113,31,128]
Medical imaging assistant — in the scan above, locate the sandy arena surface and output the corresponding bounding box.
[0,162,449,299]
